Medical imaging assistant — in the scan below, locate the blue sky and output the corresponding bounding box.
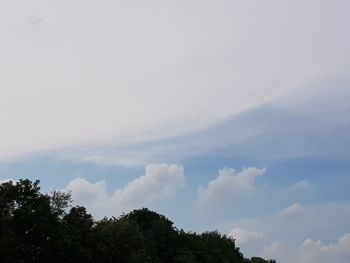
[1,1,350,262]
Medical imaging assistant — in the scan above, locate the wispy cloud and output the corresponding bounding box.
[279,203,308,222]
[289,180,310,191]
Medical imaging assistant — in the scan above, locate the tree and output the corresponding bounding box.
[0,180,62,262]
[50,190,72,218]
[63,206,94,262]
[92,216,149,262]
[119,208,179,262]
[0,179,278,263]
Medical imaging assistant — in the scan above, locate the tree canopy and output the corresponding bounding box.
[0,179,278,263]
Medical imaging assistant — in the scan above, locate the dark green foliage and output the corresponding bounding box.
[121,208,180,262]
[50,190,72,217]
[62,206,94,262]
[92,216,149,262]
[0,179,278,263]
[0,179,63,262]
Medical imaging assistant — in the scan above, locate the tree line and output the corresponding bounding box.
[0,179,277,263]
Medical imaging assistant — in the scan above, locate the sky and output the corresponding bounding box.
[0,1,350,262]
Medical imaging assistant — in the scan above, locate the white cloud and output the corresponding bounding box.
[64,164,185,217]
[297,233,350,263]
[220,202,350,261]
[254,233,350,263]
[279,203,307,221]
[229,228,264,245]
[228,227,266,259]
[110,164,185,211]
[290,180,310,191]
[198,167,266,207]
[64,178,108,208]
[225,223,350,263]
[265,233,350,263]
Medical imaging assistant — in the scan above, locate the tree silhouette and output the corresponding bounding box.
[0,179,278,263]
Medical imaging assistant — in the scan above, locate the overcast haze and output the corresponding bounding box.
[1,1,350,262]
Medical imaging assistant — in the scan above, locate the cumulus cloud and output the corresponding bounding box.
[198,167,266,207]
[228,227,266,258]
[222,202,350,261]
[255,233,350,263]
[64,178,108,209]
[64,164,185,217]
[229,228,264,245]
[267,234,350,263]
[226,224,350,263]
[289,180,310,191]
[296,233,350,263]
[110,164,185,210]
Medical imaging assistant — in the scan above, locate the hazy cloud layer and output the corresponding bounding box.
[49,82,350,168]
[1,0,349,159]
